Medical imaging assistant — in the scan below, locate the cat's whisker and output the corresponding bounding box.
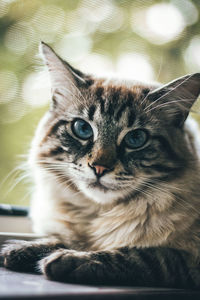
[144,74,195,112]
[42,171,73,185]
[140,89,152,106]
[35,160,70,169]
[155,55,163,83]
[66,76,88,105]
[0,167,21,191]
[145,98,194,114]
[141,181,200,217]
[55,177,78,195]
[59,86,86,108]
[133,186,154,198]
[120,179,155,198]
[142,178,189,193]
[0,160,29,190]
[40,172,77,197]
[2,172,30,200]
[148,180,189,193]
[141,180,182,196]
[19,188,34,205]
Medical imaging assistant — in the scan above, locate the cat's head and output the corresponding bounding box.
[31,42,200,204]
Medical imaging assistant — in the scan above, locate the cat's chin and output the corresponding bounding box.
[88,181,116,192]
[77,181,122,204]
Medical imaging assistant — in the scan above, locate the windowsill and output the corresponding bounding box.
[0,204,32,234]
[0,205,42,248]
[0,232,43,246]
[0,267,200,300]
[0,215,32,233]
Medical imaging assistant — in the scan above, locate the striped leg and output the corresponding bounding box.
[40,247,200,288]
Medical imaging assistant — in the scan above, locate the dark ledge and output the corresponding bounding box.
[0,204,29,216]
[0,267,200,300]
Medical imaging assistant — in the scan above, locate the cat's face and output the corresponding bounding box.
[31,43,200,204]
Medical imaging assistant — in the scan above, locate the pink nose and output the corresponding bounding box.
[89,163,108,176]
[93,165,108,176]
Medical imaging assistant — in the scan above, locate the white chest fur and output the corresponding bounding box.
[31,171,190,252]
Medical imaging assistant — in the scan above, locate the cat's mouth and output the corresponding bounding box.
[88,180,119,192]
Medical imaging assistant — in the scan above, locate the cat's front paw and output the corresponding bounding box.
[40,249,104,284]
[1,238,67,274]
[1,240,43,273]
[1,240,37,272]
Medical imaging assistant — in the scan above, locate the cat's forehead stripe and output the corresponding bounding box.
[127,109,135,127]
[92,85,105,113]
[115,103,127,121]
[90,82,138,128]
[88,105,96,121]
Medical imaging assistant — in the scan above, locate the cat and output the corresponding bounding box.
[1,42,200,288]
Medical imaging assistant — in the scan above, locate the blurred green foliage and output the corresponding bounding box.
[0,0,200,205]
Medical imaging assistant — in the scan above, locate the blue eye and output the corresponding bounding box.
[72,119,93,140]
[124,129,148,149]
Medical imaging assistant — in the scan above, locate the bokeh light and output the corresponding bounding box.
[171,0,198,26]
[56,33,92,62]
[116,53,155,81]
[4,100,27,124]
[22,72,51,108]
[184,35,200,72]
[79,53,114,77]
[5,23,29,55]
[79,0,116,23]
[31,5,66,34]
[0,1,9,18]
[132,3,185,44]
[0,71,19,104]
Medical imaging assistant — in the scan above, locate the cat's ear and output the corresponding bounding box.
[40,42,89,109]
[147,73,200,126]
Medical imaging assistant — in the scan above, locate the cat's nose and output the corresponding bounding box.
[88,163,109,177]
